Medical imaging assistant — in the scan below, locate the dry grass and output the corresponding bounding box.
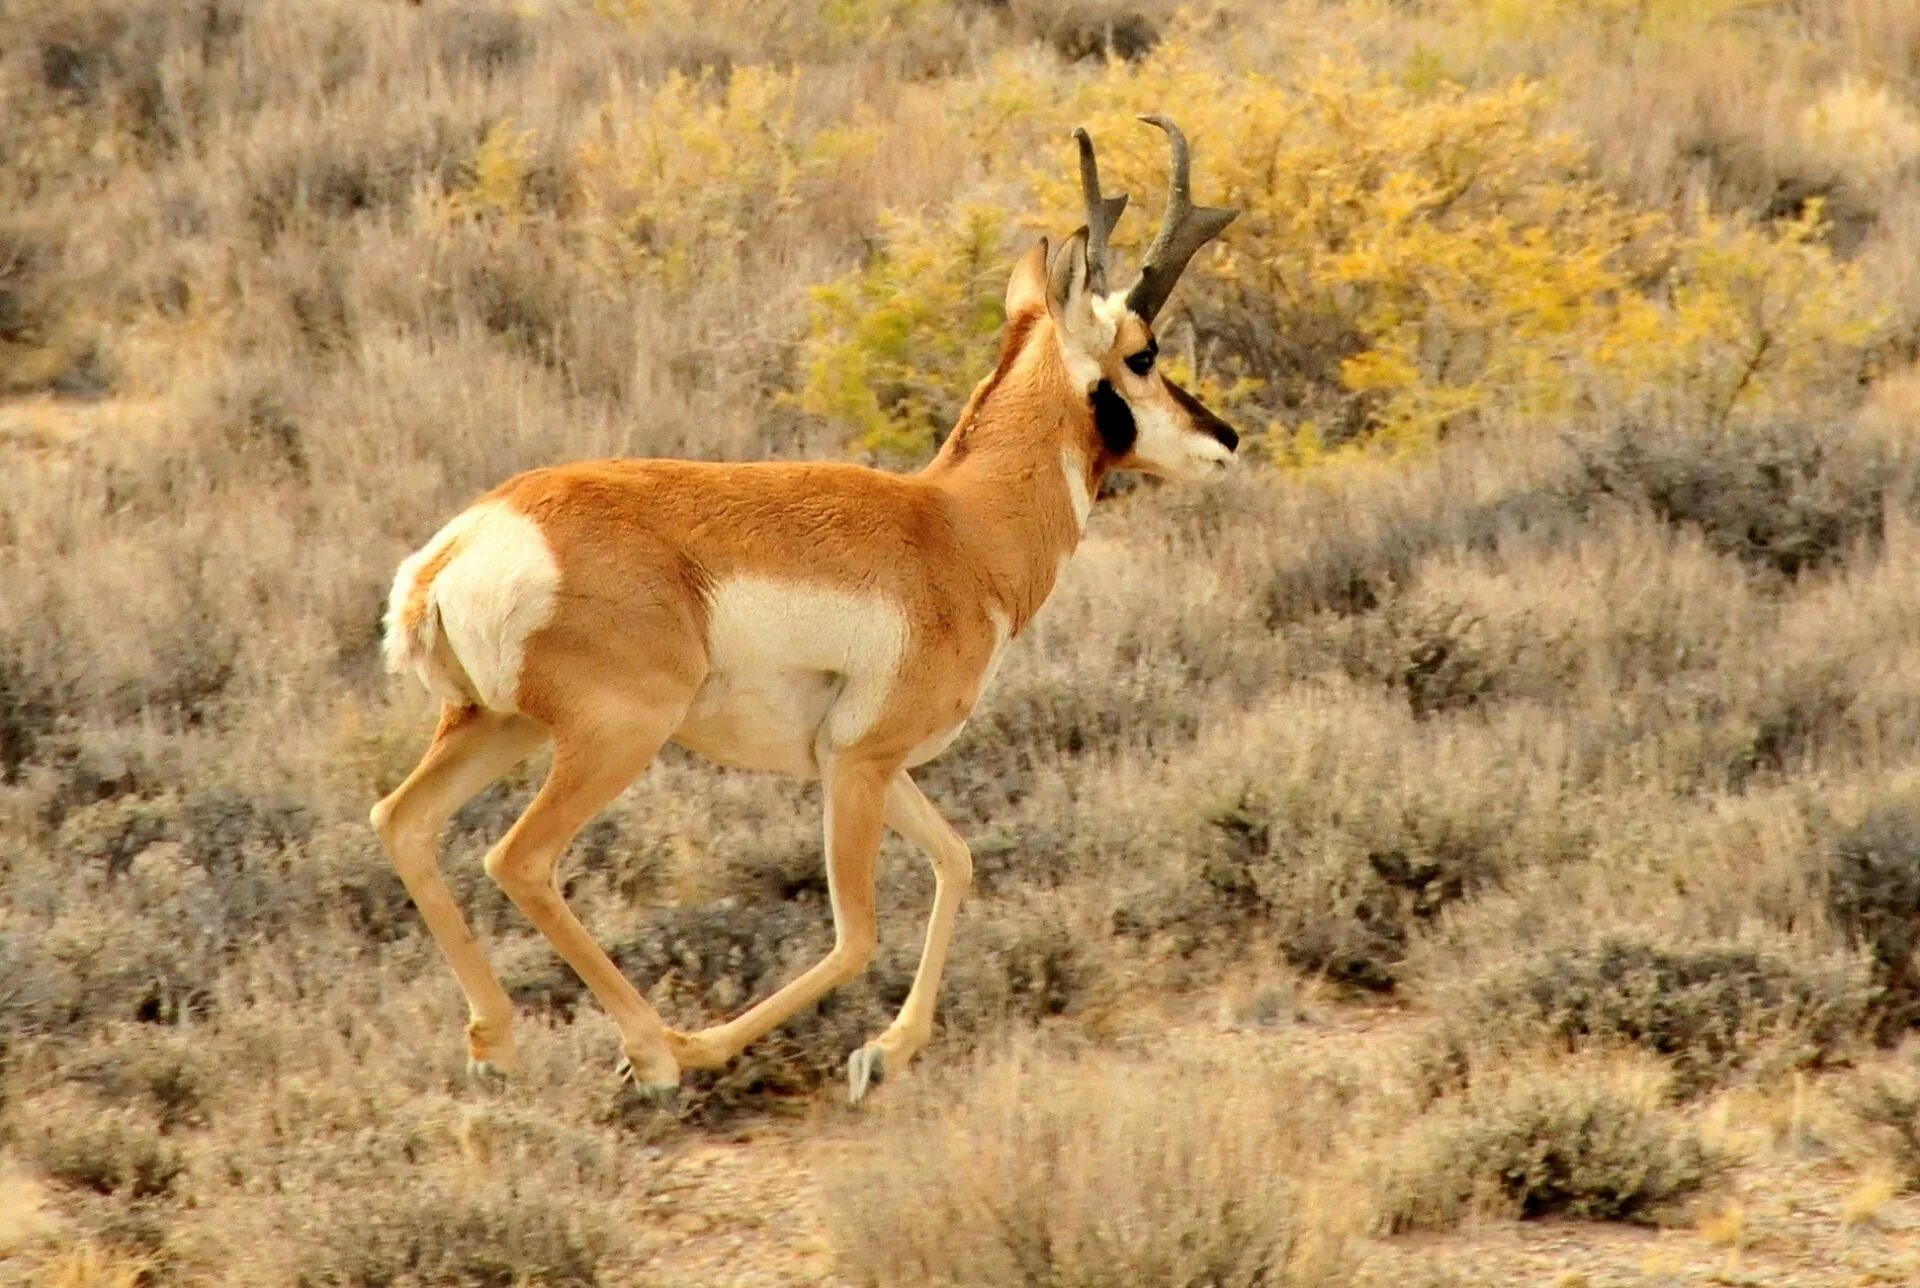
[1846,1049,1920,1189]
[2,0,1920,1282]
[819,1038,1362,1287]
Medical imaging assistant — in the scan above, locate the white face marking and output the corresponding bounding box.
[1090,292,1129,341]
[1060,447,1093,534]
[389,501,561,711]
[678,577,908,776]
[1125,397,1235,482]
[1042,278,1239,485]
[1058,335,1102,393]
[1055,291,1125,392]
[1049,293,1233,483]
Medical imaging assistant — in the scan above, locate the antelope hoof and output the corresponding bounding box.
[847,1045,886,1105]
[467,1058,512,1091]
[614,1054,681,1110]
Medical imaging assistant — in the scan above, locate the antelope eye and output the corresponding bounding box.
[1124,349,1155,376]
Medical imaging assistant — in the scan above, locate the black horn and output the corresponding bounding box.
[1072,126,1129,294]
[1124,116,1237,323]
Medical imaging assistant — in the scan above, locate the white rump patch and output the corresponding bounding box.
[399,501,560,712]
[678,577,909,775]
[383,506,483,684]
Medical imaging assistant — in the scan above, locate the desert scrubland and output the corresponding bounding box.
[6,1,1920,1283]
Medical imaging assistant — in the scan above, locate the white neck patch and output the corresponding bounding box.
[1060,447,1093,534]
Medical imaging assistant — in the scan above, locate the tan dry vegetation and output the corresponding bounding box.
[819,1038,1364,1287]
[4,0,1920,1284]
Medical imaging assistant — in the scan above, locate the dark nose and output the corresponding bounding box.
[1209,419,1239,453]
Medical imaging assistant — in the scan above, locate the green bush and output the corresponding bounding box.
[798,203,1011,462]
[1372,1059,1727,1231]
[1573,419,1892,578]
[293,1187,608,1288]
[1825,804,1920,1039]
[1427,936,1875,1097]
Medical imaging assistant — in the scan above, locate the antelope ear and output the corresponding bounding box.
[1047,228,1091,316]
[1046,227,1097,343]
[1004,237,1051,319]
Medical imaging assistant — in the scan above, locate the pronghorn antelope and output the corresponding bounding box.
[370,117,1239,1104]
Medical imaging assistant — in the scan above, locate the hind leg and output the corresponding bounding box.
[484,694,689,1096]
[371,703,547,1078]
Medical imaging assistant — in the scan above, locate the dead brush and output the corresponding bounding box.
[289,1189,609,1287]
[1846,1053,1920,1190]
[1109,690,1586,992]
[503,889,1107,1118]
[2,0,1920,1279]
[818,1038,1362,1288]
[14,1091,186,1202]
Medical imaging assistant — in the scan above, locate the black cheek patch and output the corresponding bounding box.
[1091,380,1137,458]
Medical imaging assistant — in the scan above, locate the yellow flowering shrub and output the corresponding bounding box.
[570,67,848,289]
[421,116,535,233]
[1594,202,1888,426]
[1436,0,1770,40]
[799,204,1010,462]
[800,39,1890,463]
[426,71,879,299]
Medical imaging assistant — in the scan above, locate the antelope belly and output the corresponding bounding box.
[674,576,909,776]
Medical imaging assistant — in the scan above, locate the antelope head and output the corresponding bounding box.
[1047,117,1240,481]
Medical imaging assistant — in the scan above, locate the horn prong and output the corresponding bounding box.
[1124,116,1237,323]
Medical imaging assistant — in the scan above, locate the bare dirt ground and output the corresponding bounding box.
[630,1003,1920,1288]
[8,6,1920,1280]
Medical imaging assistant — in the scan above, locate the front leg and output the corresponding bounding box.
[669,753,892,1071]
[846,772,973,1102]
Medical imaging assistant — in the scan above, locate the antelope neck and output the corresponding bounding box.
[923,339,1108,633]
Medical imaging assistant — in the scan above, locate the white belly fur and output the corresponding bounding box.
[674,576,908,776]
